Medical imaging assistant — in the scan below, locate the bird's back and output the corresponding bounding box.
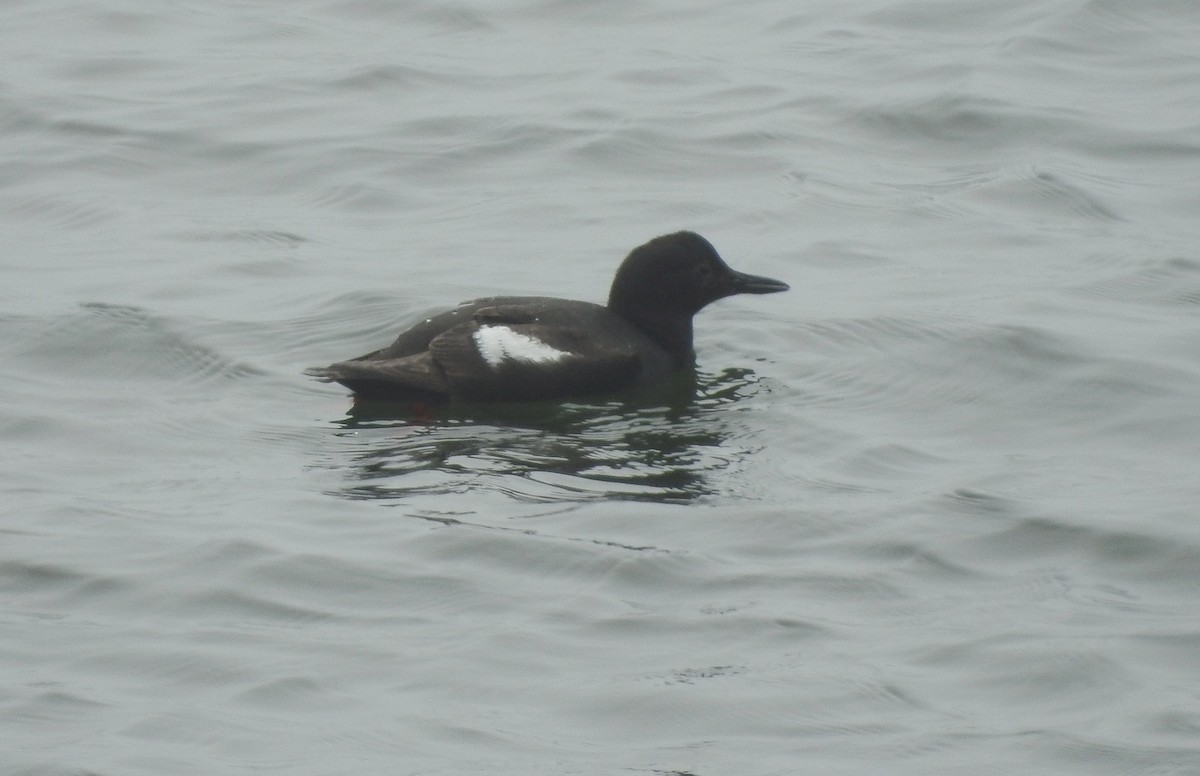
[311,296,676,402]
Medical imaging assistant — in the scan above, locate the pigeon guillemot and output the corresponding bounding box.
[307,231,789,402]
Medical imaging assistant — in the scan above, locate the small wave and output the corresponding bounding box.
[329,64,465,92]
[787,316,1103,414]
[1067,256,1200,308]
[3,192,122,230]
[177,229,308,246]
[965,167,1123,223]
[5,303,264,389]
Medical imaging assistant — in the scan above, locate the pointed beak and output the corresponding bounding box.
[729,269,790,295]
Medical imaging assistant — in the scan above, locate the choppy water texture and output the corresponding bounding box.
[4,1,1200,774]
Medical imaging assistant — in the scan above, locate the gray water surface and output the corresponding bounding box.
[4,1,1200,774]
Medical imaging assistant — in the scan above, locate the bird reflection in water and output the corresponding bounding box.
[318,366,770,506]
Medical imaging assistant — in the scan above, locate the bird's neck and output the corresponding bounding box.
[614,305,696,367]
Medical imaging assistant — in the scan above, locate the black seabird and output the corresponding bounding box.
[307,231,788,402]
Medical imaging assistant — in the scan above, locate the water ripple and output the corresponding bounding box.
[7,303,263,388]
[314,369,775,505]
[1067,256,1200,308]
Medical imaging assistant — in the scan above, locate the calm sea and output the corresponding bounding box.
[3,1,1200,774]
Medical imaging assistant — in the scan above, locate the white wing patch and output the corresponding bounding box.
[473,325,572,368]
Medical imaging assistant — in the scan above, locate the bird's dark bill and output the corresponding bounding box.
[729,269,790,295]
